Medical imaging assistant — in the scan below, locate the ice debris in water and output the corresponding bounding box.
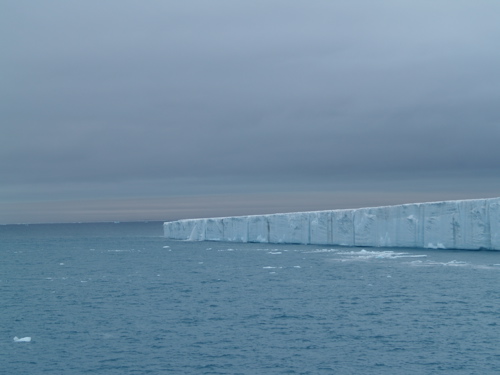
[13,336,31,342]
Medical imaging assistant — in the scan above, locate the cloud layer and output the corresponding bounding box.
[2,1,500,223]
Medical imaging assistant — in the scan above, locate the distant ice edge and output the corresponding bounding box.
[164,197,500,250]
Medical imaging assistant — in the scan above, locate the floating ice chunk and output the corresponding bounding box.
[426,243,446,249]
[13,336,31,342]
[163,246,170,249]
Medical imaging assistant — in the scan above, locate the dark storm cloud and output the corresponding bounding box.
[2,1,500,223]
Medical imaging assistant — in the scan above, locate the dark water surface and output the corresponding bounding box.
[2,222,500,374]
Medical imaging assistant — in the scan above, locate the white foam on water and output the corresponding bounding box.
[474,265,500,270]
[407,259,500,270]
[409,260,467,267]
[303,249,341,254]
[335,249,426,260]
[328,249,428,262]
[440,260,468,267]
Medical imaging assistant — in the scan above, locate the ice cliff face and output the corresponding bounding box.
[164,197,500,250]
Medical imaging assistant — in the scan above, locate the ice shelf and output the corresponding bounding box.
[164,197,500,250]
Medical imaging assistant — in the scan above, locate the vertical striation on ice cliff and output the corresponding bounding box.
[164,197,500,250]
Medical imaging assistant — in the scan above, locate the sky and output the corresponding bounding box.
[2,1,500,224]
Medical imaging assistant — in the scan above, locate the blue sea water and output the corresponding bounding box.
[2,221,500,374]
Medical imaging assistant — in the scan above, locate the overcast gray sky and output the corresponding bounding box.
[2,1,500,224]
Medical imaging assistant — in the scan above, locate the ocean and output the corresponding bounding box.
[2,221,500,374]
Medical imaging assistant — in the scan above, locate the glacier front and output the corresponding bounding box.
[163,197,500,250]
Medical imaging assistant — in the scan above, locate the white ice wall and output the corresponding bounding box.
[164,197,500,250]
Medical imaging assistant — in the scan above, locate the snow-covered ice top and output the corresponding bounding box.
[164,197,500,250]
